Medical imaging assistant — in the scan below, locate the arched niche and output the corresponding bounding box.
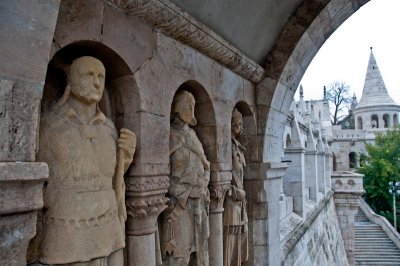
[371,114,379,129]
[357,116,363,129]
[332,152,337,171]
[349,152,357,169]
[171,80,217,163]
[233,101,258,168]
[229,101,257,265]
[383,114,390,128]
[41,41,140,132]
[285,134,292,149]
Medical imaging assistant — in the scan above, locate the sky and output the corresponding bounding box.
[297,0,400,104]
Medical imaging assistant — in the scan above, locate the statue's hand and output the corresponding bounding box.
[118,128,136,169]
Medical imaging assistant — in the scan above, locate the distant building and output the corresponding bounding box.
[292,48,400,172]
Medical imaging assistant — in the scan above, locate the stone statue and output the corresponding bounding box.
[161,90,210,266]
[223,108,248,266]
[30,56,136,265]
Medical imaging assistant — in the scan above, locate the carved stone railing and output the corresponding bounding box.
[104,0,266,84]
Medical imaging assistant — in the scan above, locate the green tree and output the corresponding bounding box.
[358,127,400,229]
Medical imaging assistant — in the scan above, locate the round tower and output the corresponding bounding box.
[353,48,400,130]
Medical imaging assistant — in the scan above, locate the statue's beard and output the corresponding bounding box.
[179,113,197,126]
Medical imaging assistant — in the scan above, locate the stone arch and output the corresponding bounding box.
[257,0,369,162]
[357,116,363,129]
[383,113,390,128]
[172,80,217,163]
[371,114,379,128]
[42,40,140,131]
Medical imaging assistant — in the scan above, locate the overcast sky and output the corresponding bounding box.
[297,0,400,104]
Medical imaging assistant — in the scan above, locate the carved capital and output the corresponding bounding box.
[209,182,231,214]
[105,0,265,84]
[125,176,169,235]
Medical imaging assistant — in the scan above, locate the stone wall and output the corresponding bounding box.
[282,194,349,266]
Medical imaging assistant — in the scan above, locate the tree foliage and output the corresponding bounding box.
[358,127,400,229]
[325,81,352,125]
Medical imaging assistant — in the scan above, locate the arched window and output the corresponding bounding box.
[394,114,399,127]
[332,152,337,171]
[357,116,363,129]
[285,134,292,149]
[371,114,379,128]
[349,152,357,168]
[383,114,390,128]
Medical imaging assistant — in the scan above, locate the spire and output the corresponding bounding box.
[354,47,397,110]
[350,93,357,110]
[323,86,327,101]
[299,84,306,114]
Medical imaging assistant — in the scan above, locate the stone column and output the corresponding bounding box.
[247,162,289,266]
[0,1,59,265]
[283,148,306,217]
[209,173,231,266]
[125,175,169,266]
[317,136,326,197]
[332,172,365,266]
[305,150,318,202]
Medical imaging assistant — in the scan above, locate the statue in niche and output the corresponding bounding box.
[30,56,136,265]
[223,108,248,266]
[161,90,210,266]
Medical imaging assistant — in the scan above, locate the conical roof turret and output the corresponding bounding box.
[354,48,397,110]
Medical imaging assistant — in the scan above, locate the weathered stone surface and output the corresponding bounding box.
[0,79,43,161]
[0,212,37,266]
[54,0,104,46]
[103,4,156,75]
[0,0,59,83]
[282,196,349,266]
[0,162,48,215]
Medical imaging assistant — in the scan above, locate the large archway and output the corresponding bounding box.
[259,0,369,162]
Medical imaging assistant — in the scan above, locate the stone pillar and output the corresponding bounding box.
[332,172,365,266]
[209,175,231,266]
[125,175,169,266]
[247,162,288,266]
[305,150,318,202]
[317,135,326,197]
[283,148,306,217]
[0,163,48,265]
[0,1,59,265]
[324,140,332,192]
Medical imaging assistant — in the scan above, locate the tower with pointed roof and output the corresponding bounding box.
[353,47,400,129]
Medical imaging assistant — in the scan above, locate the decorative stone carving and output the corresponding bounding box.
[161,90,210,266]
[105,0,265,84]
[29,56,136,265]
[125,176,169,236]
[223,108,249,266]
[209,182,231,213]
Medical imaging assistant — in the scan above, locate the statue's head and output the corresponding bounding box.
[172,90,197,126]
[231,108,243,138]
[68,56,106,105]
